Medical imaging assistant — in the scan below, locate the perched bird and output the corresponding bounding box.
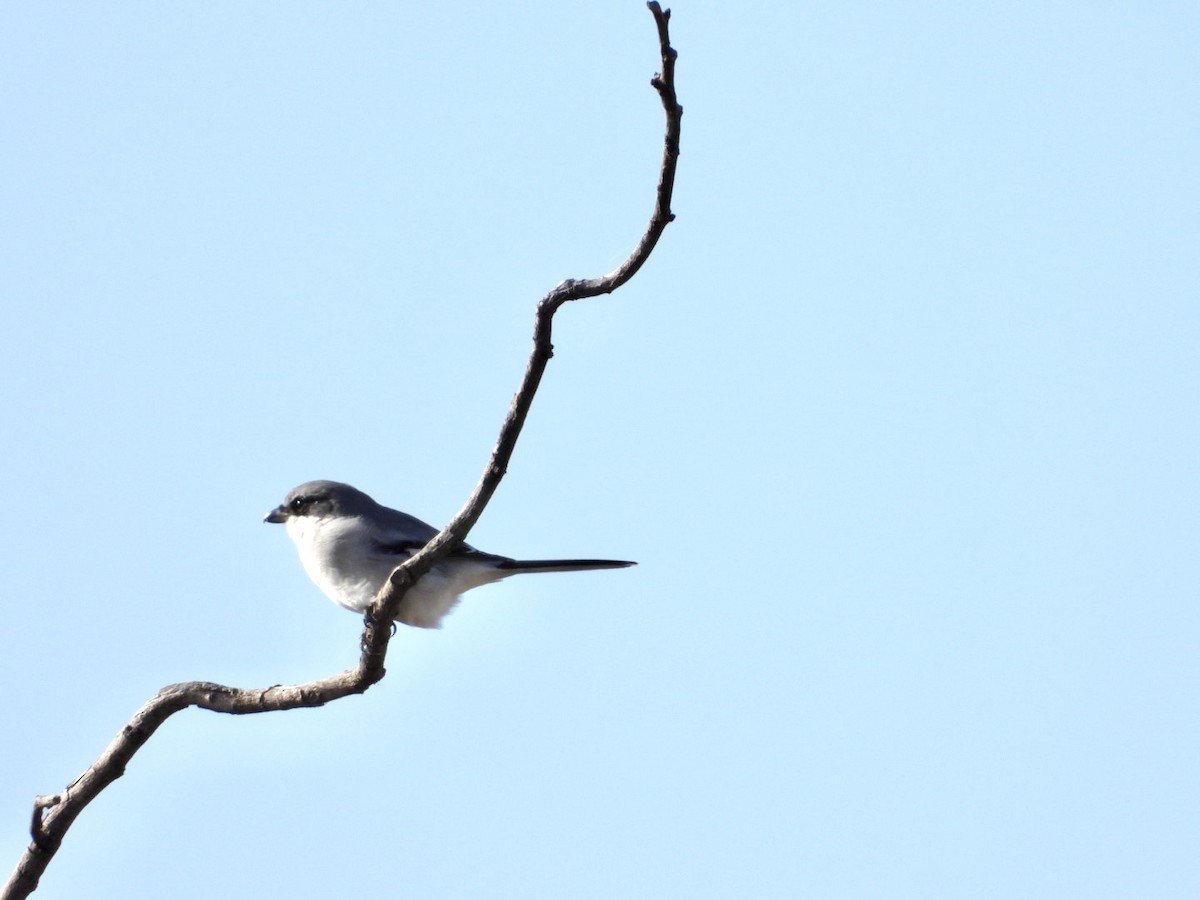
[265,480,635,628]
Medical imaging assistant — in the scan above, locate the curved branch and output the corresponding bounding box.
[2,5,680,898]
[369,0,681,628]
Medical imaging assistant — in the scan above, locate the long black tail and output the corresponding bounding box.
[496,558,636,574]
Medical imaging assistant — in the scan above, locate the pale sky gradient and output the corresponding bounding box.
[2,3,1198,898]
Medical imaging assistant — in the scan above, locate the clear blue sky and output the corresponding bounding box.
[2,3,1198,897]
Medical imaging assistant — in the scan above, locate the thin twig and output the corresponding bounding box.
[1,5,680,898]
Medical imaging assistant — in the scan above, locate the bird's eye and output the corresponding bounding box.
[289,496,306,512]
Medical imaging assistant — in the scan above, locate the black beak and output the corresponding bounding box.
[264,506,288,524]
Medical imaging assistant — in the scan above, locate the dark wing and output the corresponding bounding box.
[371,536,510,566]
[370,537,427,558]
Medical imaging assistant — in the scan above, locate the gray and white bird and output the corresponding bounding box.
[265,480,635,628]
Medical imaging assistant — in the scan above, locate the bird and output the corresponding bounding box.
[265,480,635,628]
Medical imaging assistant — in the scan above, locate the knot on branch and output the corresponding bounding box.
[30,795,61,848]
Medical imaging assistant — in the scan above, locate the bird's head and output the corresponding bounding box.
[264,480,373,525]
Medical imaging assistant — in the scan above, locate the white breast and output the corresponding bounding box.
[284,513,502,627]
[285,514,387,612]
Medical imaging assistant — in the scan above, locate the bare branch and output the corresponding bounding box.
[3,674,374,898]
[369,0,682,626]
[2,6,680,898]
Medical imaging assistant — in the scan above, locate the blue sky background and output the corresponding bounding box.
[2,2,1198,897]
